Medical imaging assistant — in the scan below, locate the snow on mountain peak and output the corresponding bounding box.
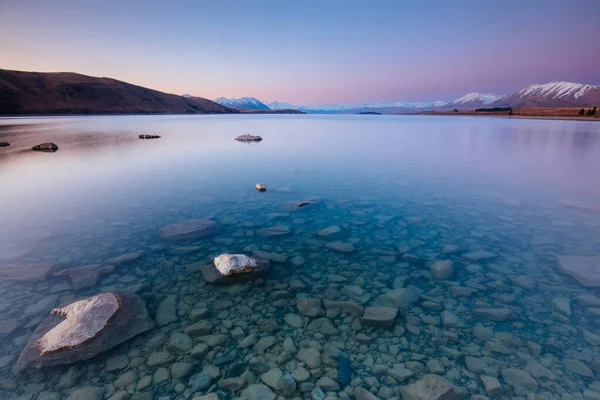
[214,97,269,110]
[517,81,598,100]
[451,93,505,105]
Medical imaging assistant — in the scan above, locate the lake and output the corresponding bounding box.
[1,114,600,399]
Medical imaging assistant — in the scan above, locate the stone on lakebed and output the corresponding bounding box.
[31,143,59,152]
[361,306,398,327]
[15,291,154,373]
[557,254,600,287]
[199,255,269,284]
[159,219,219,241]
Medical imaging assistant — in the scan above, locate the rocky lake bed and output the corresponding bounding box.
[1,114,600,400]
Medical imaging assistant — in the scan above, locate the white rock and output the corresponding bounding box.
[214,254,259,276]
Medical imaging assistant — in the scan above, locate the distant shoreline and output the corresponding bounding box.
[397,108,600,122]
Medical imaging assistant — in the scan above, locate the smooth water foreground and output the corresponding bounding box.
[1,115,600,400]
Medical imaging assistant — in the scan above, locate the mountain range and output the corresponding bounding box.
[213,97,270,111]
[214,82,598,114]
[0,69,236,115]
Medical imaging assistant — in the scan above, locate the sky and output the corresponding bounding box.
[1,0,599,105]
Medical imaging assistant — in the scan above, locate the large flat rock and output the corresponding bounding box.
[15,291,155,373]
[557,255,600,287]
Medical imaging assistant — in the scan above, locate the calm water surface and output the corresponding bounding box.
[1,115,600,399]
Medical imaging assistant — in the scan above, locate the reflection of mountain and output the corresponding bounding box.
[0,69,236,115]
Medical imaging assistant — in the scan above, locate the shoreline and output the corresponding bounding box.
[404,113,600,122]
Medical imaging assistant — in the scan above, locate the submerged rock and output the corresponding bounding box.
[557,254,600,287]
[0,263,54,282]
[235,134,263,142]
[15,291,155,373]
[200,259,269,283]
[362,307,398,327]
[399,375,467,400]
[159,219,218,241]
[32,143,59,152]
[429,260,454,280]
[256,225,292,238]
[214,254,259,276]
[501,368,538,392]
[54,264,114,291]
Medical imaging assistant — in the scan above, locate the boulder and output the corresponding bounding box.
[235,134,263,142]
[256,183,267,192]
[362,307,398,327]
[214,254,259,276]
[0,142,9,147]
[159,219,218,241]
[199,260,269,283]
[399,375,467,400]
[15,291,154,373]
[32,143,59,152]
[0,263,54,282]
[557,255,600,287]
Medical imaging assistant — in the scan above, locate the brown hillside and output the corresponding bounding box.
[0,69,236,115]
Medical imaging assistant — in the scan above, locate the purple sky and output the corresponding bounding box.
[1,0,599,105]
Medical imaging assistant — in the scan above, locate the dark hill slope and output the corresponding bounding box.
[0,69,236,115]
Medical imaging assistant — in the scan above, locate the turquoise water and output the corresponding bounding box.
[1,114,600,399]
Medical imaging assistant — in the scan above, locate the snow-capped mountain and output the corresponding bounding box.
[492,82,600,108]
[214,97,270,111]
[450,93,505,106]
[181,93,193,98]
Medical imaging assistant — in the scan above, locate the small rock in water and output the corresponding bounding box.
[399,375,467,400]
[429,260,454,280]
[159,219,219,241]
[501,368,538,392]
[32,142,59,152]
[0,142,9,147]
[138,134,160,139]
[362,306,398,327]
[557,255,600,287]
[317,226,341,238]
[242,384,275,400]
[256,183,267,192]
[235,134,263,142]
[256,225,292,237]
[214,254,259,276]
[325,241,355,253]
